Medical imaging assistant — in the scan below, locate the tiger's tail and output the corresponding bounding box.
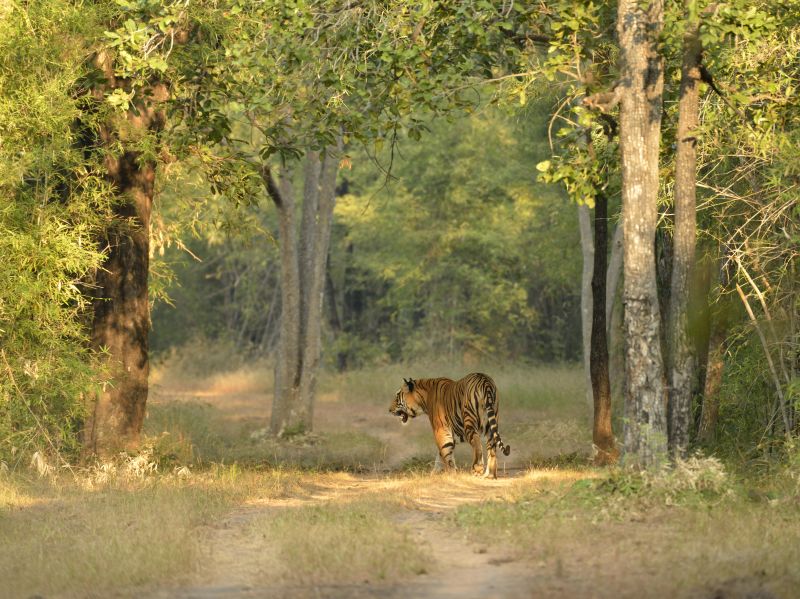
[485,385,510,456]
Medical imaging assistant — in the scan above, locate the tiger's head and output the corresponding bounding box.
[389,377,421,424]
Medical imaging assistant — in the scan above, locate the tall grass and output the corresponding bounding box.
[144,401,388,471]
[0,466,304,598]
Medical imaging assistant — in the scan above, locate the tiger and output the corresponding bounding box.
[388,372,510,478]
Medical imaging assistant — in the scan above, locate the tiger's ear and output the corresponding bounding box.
[403,377,415,392]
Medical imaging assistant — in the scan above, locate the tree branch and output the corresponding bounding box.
[260,164,283,208]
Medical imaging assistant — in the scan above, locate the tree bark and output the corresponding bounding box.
[84,156,156,455]
[691,252,714,406]
[667,0,701,457]
[298,149,340,424]
[591,193,618,464]
[606,221,623,331]
[578,203,595,414]
[264,144,340,436]
[618,0,669,468]
[82,56,166,456]
[265,165,304,436]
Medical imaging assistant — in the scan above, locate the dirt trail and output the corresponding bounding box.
[142,371,585,598]
[142,472,545,599]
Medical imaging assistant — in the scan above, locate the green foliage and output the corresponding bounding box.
[695,1,800,451]
[151,100,584,366]
[0,1,114,464]
[328,102,582,363]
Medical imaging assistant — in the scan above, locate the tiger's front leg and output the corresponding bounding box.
[433,427,457,472]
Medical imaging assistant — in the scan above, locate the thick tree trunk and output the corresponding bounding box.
[84,155,156,455]
[578,204,595,413]
[691,253,714,405]
[82,53,166,456]
[264,144,340,436]
[591,193,618,464]
[667,0,701,457]
[618,0,668,468]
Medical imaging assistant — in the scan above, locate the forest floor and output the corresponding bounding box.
[2,361,799,599]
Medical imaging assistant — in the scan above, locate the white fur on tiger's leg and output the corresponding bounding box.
[432,453,444,473]
[483,443,497,479]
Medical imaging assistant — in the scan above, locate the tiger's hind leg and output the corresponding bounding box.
[467,427,484,476]
[483,423,498,479]
[432,452,444,472]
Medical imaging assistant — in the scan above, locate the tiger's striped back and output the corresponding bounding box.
[394,372,509,477]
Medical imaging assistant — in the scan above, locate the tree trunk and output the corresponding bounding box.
[691,252,714,407]
[618,0,668,468]
[84,155,156,455]
[606,222,623,331]
[578,203,595,414]
[264,144,340,437]
[591,193,618,464]
[667,0,701,457]
[298,149,340,424]
[265,165,304,436]
[82,55,166,456]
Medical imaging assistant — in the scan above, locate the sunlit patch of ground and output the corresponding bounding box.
[5,361,798,598]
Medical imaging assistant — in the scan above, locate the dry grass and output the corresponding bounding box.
[148,357,590,473]
[11,356,798,598]
[452,466,800,598]
[144,400,389,470]
[249,496,432,586]
[0,466,298,598]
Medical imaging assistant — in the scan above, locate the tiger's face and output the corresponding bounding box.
[389,378,420,425]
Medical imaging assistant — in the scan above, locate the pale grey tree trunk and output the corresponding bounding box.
[618,0,669,468]
[264,165,303,436]
[298,147,340,423]
[667,0,701,457]
[578,203,595,413]
[263,143,341,436]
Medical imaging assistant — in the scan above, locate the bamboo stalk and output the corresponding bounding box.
[735,284,790,435]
